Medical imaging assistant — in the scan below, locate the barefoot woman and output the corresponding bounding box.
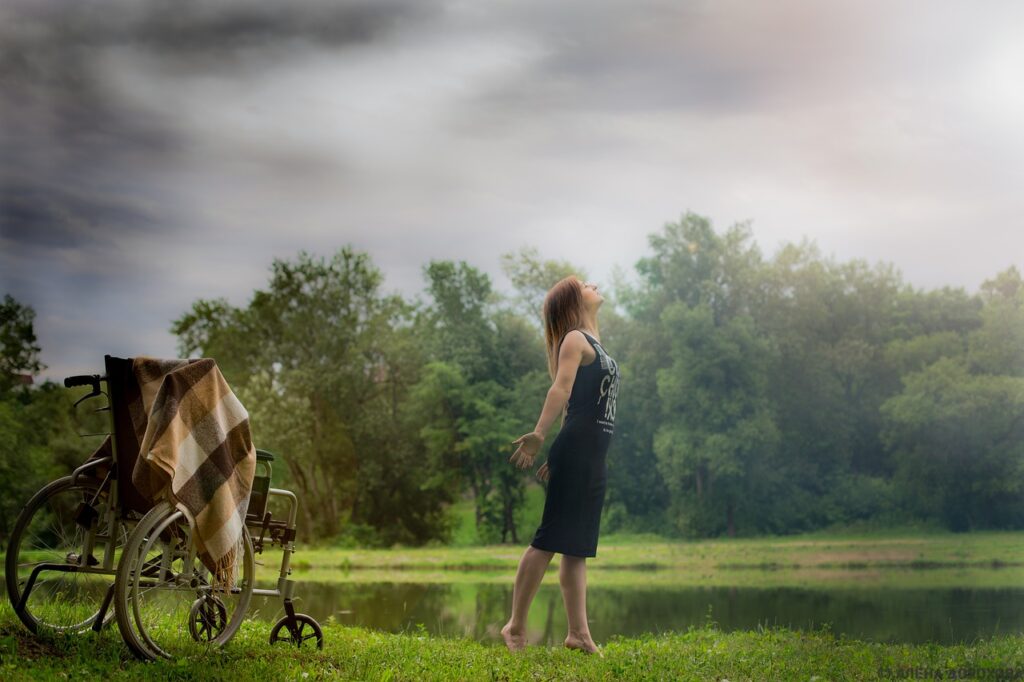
[501,275,620,655]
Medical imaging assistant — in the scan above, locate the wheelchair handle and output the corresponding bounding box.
[65,374,105,407]
[64,374,102,389]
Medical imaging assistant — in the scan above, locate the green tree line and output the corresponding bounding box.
[2,212,1022,545]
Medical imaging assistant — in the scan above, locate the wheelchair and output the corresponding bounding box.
[5,355,324,660]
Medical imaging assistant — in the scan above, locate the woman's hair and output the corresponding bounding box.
[542,275,598,381]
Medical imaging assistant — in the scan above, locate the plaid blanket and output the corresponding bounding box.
[130,356,256,587]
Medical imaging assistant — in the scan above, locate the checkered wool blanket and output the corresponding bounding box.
[130,356,256,588]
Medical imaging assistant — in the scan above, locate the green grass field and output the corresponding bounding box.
[268,523,1024,589]
[4,603,1024,681]
[448,484,548,547]
[9,526,1024,678]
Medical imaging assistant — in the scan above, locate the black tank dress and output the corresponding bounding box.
[530,330,620,558]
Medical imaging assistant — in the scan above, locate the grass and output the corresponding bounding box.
[276,564,1024,591]
[264,527,1024,589]
[449,485,547,547]
[10,527,1024,678]
[4,602,1024,681]
[310,528,1024,572]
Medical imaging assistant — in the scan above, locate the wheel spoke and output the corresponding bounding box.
[116,501,254,660]
[7,478,123,634]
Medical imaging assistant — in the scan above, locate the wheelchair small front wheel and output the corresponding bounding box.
[188,595,228,642]
[269,613,324,649]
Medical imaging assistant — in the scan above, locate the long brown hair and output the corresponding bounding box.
[542,275,598,381]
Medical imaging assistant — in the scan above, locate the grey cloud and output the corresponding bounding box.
[1,42,174,252]
[1,0,1022,383]
[0,181,158,249]
[0,0,437,252]
[1,0,436,58]
[0,0,442,379]
[462,1,783,116]
[463,0,994,118]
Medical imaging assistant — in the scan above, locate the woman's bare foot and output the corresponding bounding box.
[564,633,603,657]
[501,622,527,652]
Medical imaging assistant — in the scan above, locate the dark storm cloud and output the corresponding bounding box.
[1,8,177,255]
[0,0,437,251]
[0,0,440,306]
[0,182,157,248]
[0,0,442,380]
[1,0,434,56]
[0,59,176,257]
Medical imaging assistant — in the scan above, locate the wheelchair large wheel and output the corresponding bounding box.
[114,500,254,660]
[5,475,127,634]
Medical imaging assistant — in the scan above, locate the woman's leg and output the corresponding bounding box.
[559,554,601,654]
[502,545,555,651]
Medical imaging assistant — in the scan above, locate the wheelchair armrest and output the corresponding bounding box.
[71,456,112,486]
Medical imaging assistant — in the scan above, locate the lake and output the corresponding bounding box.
[248,577,1024,646]
[10,547,1024,645]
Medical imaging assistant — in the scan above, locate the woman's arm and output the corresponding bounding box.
[509,330,587,469]
[533,332,587,435]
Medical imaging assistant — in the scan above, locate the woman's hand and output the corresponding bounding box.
[509,431,544,469]
[536,461,550,483]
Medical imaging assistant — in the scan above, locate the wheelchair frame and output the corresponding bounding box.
[5,355,323,659]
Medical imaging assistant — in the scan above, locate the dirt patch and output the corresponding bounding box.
[0,623,61,661]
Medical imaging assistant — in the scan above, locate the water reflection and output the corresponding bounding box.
[251,581,1024,646]
[4,577,1020,645]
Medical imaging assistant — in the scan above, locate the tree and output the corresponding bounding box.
[421,260,498,384]
[172,247,455,544]
[968,267,1024,376]
[1,294,44,392]
[411,362,530,543]
[625,213,776,536]
[499,246,584,324]
[880,269,1024,530]
[415,260,537,543]
[654,302,778,537]
[881,358,1024,530]
[0,296,96,544]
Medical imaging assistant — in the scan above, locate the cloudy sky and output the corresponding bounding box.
[2,0,1023,381]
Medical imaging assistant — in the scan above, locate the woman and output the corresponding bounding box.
[501,275,620,655]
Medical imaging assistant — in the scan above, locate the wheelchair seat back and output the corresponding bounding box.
[247,449,275,520]
[104,355,156,516]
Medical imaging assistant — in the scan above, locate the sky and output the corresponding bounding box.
[2,0,1023,382]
